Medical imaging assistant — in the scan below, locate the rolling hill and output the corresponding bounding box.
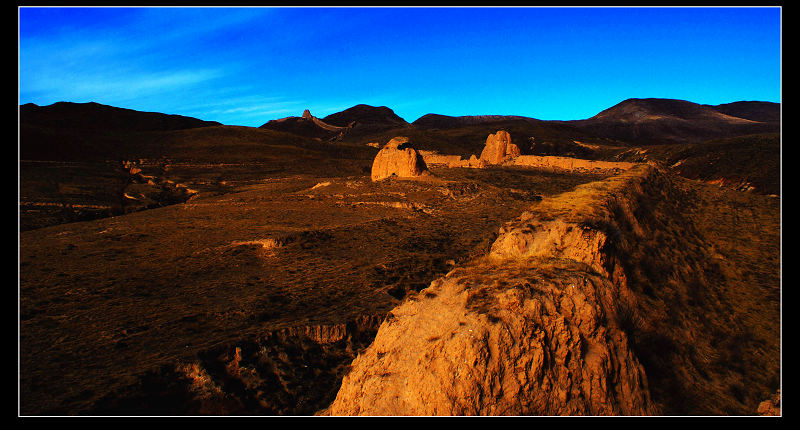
[20,101,220,132]
[322,104,408,129]
[411,113,533,130]
[565,98,779,145]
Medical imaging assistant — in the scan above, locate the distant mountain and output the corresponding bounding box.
[566,98,779,144]
[412,114,534,130]
[20,101,220,132]
[259,105,408,141]
[322,104,408,129]
[259,109,350,140]
[20,97,781,161]
[18,101,331,162]
[707,101,780,123]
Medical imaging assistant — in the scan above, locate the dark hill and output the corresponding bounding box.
[615,132,780,195]
[20,102,220,161]
[259,109,351,140]
[20,101,220,132]
[338,118,624,160]
[412,114,533,130]
[322,104,408,129]
[566,98,779,145]
[19,102,374,166]
[258,105,408,141]
[708,101,780,123]
[259,116,335,139]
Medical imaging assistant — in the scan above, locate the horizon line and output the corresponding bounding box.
[18,96,782,127]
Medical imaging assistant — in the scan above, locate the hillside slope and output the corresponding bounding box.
[614,133,780,195]
[20,101,220,132]
[322,104,408,129]
[567,98,779,145]
[412,114,533,130]
[708,101,780,123]
[258,109,351,140]
[19,102,378,230]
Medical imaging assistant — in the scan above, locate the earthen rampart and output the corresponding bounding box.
[512,155,636,172]
[418,150,463,167]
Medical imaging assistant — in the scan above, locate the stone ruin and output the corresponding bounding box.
[371,137,430,181]
[415,130,638,174]
[479,130,521,165]
[423,130,519,168]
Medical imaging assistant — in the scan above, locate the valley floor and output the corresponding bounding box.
[19,166,609,415]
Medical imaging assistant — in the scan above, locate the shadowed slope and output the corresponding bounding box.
[567,98,779,145]
[323,104,408,129]
[708,101,780,123]
[20,101,220,132]
[259,110,351,140]
[412,113,533,130]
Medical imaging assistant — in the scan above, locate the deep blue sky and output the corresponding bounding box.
[19,7,781,127]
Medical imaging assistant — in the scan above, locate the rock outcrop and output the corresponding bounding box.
[479,130,521,165]
[371,137,430,181]
[757,390,780,416]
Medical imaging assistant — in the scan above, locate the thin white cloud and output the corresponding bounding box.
[19,8,277,107]
[22,66,224,105]
[209,105,296,115]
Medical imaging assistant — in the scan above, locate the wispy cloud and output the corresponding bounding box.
[19,7,275,108]
[21,62,225,105]
[158,92,308,125]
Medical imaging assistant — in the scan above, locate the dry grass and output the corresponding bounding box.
[19,165,607,415]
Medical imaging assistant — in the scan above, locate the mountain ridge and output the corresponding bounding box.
[322,104,408,128]
[412,113,537,130]
[21,98,779,143]
[564,98,779,144]
[20,101,221,132]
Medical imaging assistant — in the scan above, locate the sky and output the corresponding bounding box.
[18,6,781,127]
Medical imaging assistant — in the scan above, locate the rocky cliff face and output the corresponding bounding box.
[325,163,780,415]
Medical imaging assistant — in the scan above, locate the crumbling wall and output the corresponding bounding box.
[513,155,637,172]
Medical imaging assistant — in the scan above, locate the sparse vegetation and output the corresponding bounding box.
[19,100,780,416]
